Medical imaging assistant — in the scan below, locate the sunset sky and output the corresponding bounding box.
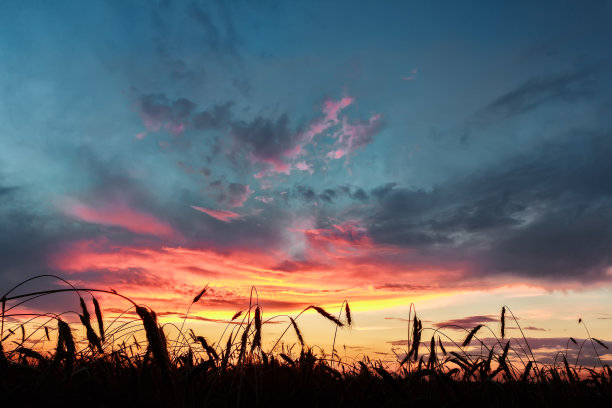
[1,1,612,360]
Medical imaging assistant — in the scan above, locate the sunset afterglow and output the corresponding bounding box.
[2,1,612,364]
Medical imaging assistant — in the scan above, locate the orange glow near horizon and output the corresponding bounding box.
[17,203,605,362]
[49,236,463,314]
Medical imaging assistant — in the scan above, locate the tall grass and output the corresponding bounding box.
[0,275,611,407]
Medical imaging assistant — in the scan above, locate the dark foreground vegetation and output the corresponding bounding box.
[1,275,611,407]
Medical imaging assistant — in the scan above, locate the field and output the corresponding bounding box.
[1,275,611,407]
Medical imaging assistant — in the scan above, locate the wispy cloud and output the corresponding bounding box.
[328,113,383,159]
[191,205,241,222]
[481,71,595,119]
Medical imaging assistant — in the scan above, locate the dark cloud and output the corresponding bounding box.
[482,71,596,119]
[522,326,547,332]
[135,93,196,135]
[135,92,233,136]
[367,184,453,246]
[295,185,317,202]
[319,188,338,203]
[0,185,18,197]
[205,180,253,207]
[230,114,298,164]
[226,182,253,207]
[293,185,371,205]
[366,131,612,281]
[374,283,433,292]
[348,187,369,201]
[434,315,498,329]
[481,204,612,279]
[271,259,326,273]
[193,101,233,130]
[0,207,65,284]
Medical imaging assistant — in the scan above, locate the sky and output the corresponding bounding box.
[1,1,612,360]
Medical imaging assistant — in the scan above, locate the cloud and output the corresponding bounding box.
[434,315,498,329]
[188,2,240,59]
[62,198,175,237]
[304,221,371,249]
[292,185,371,205]
[0,185,18,197]
[191,205,241,222]
[482,71,595,119]
[345,186,369,201]
[134,92,233,138]
[522,326,547,332]
[271,259,325,273]
[329,113,383,159]
[319,188,338,203]
[206,180,254,208]
[227,96,376,176]
[230,114,297,170]
[131,92,380,180]
[135,93,196,137]
[374,283,433,291]
[365,130,612,282]
[295,161,313,174]
[227,183,253,207]
[295,185,317,202]
[301,97,354,143]
[193,101,233,130]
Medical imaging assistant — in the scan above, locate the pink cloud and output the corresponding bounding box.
[248,95,378,178]
[253,157,292,178]
[191,205,241,222]
[255,196,274,203]
[244,96,359,180]
[296,161,314,174]
[255,96,356,177]
[330,114,382,159]
[62,199,174,237]
[300,96,354,144]
[142,115,165,132]
[323,96,354,122]
[165,122,186,137]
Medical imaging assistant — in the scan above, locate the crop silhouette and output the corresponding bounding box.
[1,275,611,407]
